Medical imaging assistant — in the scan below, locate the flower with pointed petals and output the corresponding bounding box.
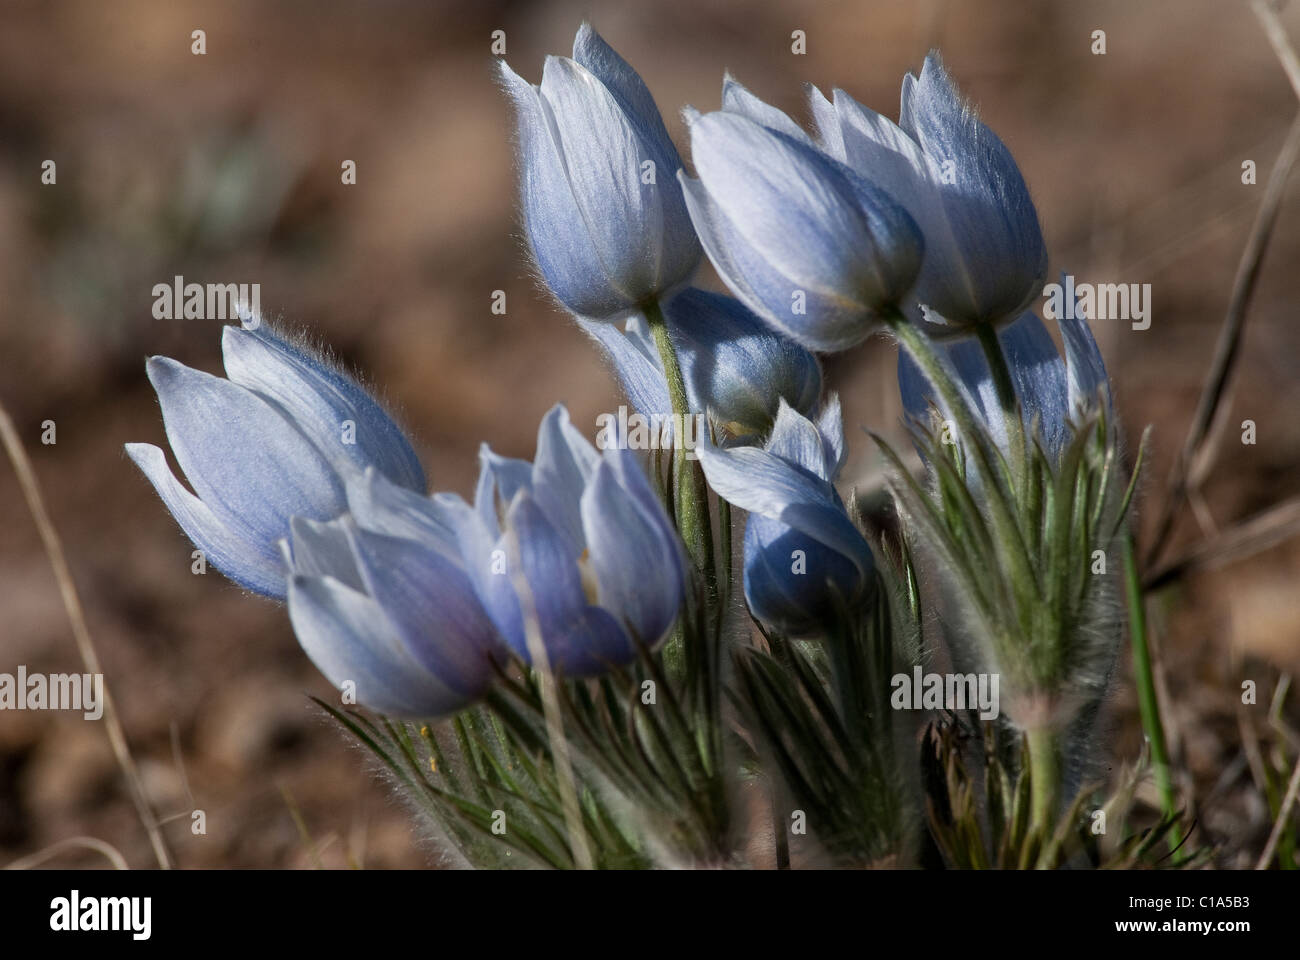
[125,320,425,599]
[281,472,505,718]
[679,78,923,352]
[810,53,1047,328]
[697,395,874,635]
[444,405,685,675]
[499,24,701,320]
[579,287,823,441]
[898,303,1111,467]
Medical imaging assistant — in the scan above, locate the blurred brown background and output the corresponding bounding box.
[0,0,1297,868]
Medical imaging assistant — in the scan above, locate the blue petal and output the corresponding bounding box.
[580,449,684,645]
[679,172,883,351]
[473,442,533,535]
[348,526,501,696]
[903,54,1047,323]
[806,84,844,160]
[687,111,897,313]
[345,467,461,559]
[286,515,364,592]
[766,399,833,480]
[816,393,846,476]
[743,513,866,635]
[125,442,284,596]
[222,323,425,492]
[531,404,601,552]
[499,61,628,318]
[505,492,635,674]
[287,573,475,717]
[666,288,823,435]
[144,356,347,562]
[578,315,674,417]
[570,24,700,294]
[721,75,813,144]
[696,441,872,579]
[1055,273,1112,419]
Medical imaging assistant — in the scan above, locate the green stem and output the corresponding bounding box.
[1026,726,1059,842]
[645,299,717,602]
[885,310,1037,603]
[1122,532,1178,838]
[974,322,1027,492]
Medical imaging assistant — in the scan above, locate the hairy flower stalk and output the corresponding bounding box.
[888,302,1129,844]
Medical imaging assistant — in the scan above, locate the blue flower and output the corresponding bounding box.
[499,24,701,320]
[282,470,504,718]
[445,405,685,675]
[697,395,875,635]
[125,320,425,598]
[579,287,823,440]
[678,78,923,352]
[897,305,1111,465]
[810,53,1047,328]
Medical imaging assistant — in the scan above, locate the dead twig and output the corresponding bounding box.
[0,403,174,869]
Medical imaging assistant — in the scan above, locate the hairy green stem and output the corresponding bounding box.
[1026,726,1059,844]
[1123,533,1178,837]
[645,299,717,602]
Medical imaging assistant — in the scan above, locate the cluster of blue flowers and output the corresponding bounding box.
[128,23,1112,722]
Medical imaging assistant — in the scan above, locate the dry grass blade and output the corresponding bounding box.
[1256,751,1300,869]
[0,402,174,870]
[1145,493,1300,590]
[1146,4,1300,568]
[1145,110,1300,568]
[3,836,130,870]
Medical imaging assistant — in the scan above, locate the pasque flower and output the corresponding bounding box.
[697,395,874,635]
[446,405,685,675]
[125,320,425,598]
[897,306,1111,465]
[499,24,701,320]
[678,78,923,352]
[282,470,505,718]
[810,53,1047,328]
[579,286,823,440]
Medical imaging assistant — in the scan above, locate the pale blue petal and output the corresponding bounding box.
[125,442,284,597]
[666,288,823,434]
[721,76,813,144]
[743,513,866,635]
[145,356,347,555]
[345,467,461,559]
[806,84,845,160]
[531,404,600,552]
[905,54,1047,323]
[287,574,473,717]
[287,515,364,592]
[578,315,675,417]
[766,400,832,481]
[816,393,846,476]
[679,172,881,351]
[580,451,683,645]
[506,492,635,674]
[540,55,666,302]
[499,61,627,318]
[688,111,887,307]
[348,527,500,696]
[473,442,533,535]
[221,323,425,491]
[696,443,872,578]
